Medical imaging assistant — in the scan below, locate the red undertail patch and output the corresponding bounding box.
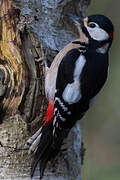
[44,101,54,125]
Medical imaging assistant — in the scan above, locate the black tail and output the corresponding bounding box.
[29,123,63,178]
[28,121,69,178]
[30,123,53,178]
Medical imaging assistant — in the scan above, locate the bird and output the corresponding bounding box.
[27,13,114,179]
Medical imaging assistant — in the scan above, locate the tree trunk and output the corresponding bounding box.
[0,0,90,179]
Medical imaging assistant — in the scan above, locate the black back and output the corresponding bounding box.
[55,46,108,127]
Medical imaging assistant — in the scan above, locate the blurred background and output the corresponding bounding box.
[82,0,120,180]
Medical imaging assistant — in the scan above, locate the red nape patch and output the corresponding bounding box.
[109,32,114,40]
[44,101,54,125]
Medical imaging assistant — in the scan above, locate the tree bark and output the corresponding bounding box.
[0,0,90,179]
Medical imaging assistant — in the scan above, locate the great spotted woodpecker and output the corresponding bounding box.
[27,14,114,178]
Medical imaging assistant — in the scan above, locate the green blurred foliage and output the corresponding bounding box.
[82,0,120,180]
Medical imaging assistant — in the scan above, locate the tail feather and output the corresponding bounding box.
[29,121,68,178]
[31,140,52,178]
[28,133,42,154]
[27,127,42,146]
[31,156,40,178]
[40,159,47,179]
[30,123,53,178]
[40,147,54,179]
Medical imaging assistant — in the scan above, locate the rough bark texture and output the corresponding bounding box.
[0,0,90,179]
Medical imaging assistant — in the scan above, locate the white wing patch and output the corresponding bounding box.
[62,55,86,104]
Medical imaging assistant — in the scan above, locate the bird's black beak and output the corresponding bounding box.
[66,13,84,27]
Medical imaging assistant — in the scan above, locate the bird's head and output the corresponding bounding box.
[67,13,114,51]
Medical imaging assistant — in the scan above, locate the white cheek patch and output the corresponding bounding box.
[87,26,109,41]
[62,55,86,104]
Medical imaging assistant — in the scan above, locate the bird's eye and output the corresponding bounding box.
[88,23,96,28]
